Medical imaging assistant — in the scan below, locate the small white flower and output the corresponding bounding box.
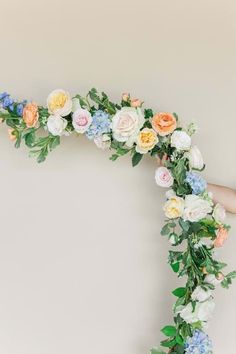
[213,203,226,224]
[205,274,223,286]
[94,134,111,150]
[47,114,68,136]
[166,189,176,199]
[171,130,191,151]
[155,167,174,188]
[191,286,212,302]
[183,195,213,222]
[186,145,204,170]
[177,299,215,324]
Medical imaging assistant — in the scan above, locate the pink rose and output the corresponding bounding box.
[214,227,229,248]
[72,108,92,133]
[155,167,174,188]
[131,98,143,108]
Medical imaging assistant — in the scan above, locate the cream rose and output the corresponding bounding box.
[47,89,72,117]
[213,203,226,224]
[191,286,212,302]
[135,128,158,154]
[163,196,184,219]
[186,145,204,170]
[72,108,92,133]
[155,167,174,188]
[171,130,191,151]
[177,299,215,324]
[47,114,68,136]
[112,107,144,147]
[183,195,212,222]
[94,134,111,150]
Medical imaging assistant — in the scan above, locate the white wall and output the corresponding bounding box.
[0,1,235,353]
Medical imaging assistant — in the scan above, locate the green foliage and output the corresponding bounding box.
[132,152,143,167]
[172,287,186,298]
[161,325,177,337]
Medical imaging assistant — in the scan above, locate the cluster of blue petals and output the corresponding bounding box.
[185,171,207,195]
[185,330,213,354]
[0,92,26,117]
[86,110,111,139]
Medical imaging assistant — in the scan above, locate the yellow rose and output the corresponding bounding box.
[47,89,72,117]
[135,128,158,154]
[163,196,184,219]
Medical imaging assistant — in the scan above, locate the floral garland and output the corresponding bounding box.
[0,88,235,353]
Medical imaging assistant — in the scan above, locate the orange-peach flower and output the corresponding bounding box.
[214,227,229,248]
[23,103,39,128]
[151,112,177,136]
[8,128,16,141]
[131,98,143,108]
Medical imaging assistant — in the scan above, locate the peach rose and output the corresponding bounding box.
[214,227,229,248]
[151,112,177,136]
[131,98,143,108]
[23,103,39,128]
[8,128,16,141]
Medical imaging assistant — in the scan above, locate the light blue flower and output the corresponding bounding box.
[186,172,207,195]
[2,95,14,109]
[86,110,111,140]
[17,103,24,117]
[0,92,8,100]
[185,330,213,353]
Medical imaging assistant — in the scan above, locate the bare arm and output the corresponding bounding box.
[208,183,236,214]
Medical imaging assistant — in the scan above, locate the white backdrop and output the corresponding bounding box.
[0,1,236,353]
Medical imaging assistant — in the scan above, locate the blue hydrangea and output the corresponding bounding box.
[185,330,213,353]
[16,103,24,117]
[2,95,14,109]
[0,92,9,100]
[186,172,207,195]
[86,110,111,139]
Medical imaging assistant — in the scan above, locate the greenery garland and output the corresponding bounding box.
[0,88,235,353]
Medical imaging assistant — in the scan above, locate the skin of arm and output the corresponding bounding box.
[207,183,236,214]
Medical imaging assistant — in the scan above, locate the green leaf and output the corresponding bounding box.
[24,131,36,147]
[161,325,177,337]
[132,152,143,167]
[171,262,180,273]
[179,219,189,232]
[150,348,166,354]
[172,287,186,298]
[49,136,60,150]
[227,271,236,279]
[109,154,119,161]
[161,338,176,348]
[161,224,170,236]
[175,335,184,345]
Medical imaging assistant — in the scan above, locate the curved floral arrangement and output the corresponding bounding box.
[0,88,235,353]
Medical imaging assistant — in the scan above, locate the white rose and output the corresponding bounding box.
[166,189,176,199]
[171,130,191,151]
[183,195,213,222]
[94,134,111,150]
[197,299,215,322]
[47,114,68,136]
[178,299,215,324]
[205,274,223,286]
[72,108,92,133]
[213,203,226,224]
[191,286,212,302]
[186,145,204,170]
[155,167,174,188]
[47,89,72,117]
[112,107,144,147]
